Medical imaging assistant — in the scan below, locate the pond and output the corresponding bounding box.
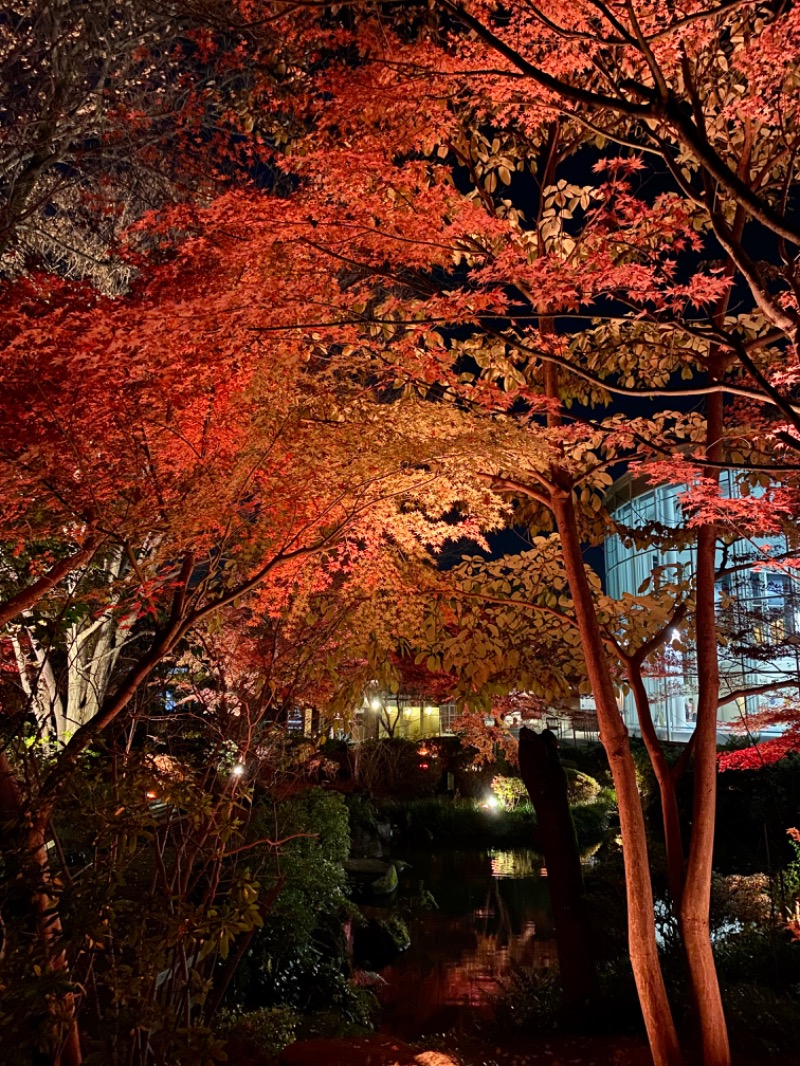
[376,848,556,1039]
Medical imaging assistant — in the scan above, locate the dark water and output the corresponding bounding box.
[377,849,556,1038]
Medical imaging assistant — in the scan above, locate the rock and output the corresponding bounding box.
[371,863,398,894]
[343,859,398,895]
[350,827,385,859]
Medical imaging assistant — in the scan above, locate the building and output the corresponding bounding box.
[355,689,459,741]
[604,472,800,742]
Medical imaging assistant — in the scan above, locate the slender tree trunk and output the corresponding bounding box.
[518,726,600,1020]
[680,389,731,1066]
[552,490,683,1066]
[628,661,686,910]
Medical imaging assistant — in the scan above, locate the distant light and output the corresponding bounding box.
[420,762,429,770]
[146,790,158,800]
[370,698,381,711]
[485,795,499,811]
[231,763,246,777]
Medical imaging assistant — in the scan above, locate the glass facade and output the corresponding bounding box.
[357,695,458,741]
[604,474,800,741]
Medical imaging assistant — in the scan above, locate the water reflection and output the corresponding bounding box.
[378,849,556,1038]
[489,848,546,879]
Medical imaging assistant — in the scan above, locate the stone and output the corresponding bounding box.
[343,859,398,895]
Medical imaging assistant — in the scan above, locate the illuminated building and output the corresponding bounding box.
[604,472,800,742]
[355,691,458,741]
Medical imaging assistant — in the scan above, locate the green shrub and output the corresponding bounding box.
[493,966,562,1034]
[571,802,611,847]
[226,788,352,1012]
[565,769,602,804]
[218,1006,300,1058]
[584,841,629,964]
[491,775,530,811]
[595,957,643,1033]
[714,924,800,988]
[346,792,380,836]
[560,743,614,788]
[721,981,800,1057]
[295,985,379,1040]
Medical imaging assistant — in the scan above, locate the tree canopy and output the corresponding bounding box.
[3,4,800,1065]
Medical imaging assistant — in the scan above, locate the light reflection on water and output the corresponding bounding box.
[377,849,556,1038]
[489,848,546,879]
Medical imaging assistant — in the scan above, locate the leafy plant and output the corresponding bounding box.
[216,1005,300,1058]
[493,966,562,1034]
[490,775,530,811]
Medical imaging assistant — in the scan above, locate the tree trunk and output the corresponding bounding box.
[0,753,83,1066]
[518,725,600,1020]
[680,389,731,1066]
[628,662,686,911]
[551,490,683,1066]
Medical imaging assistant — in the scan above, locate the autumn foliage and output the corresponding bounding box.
[3,2,800,1065]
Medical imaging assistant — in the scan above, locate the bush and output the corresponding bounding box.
[584,841,628,964]
[491,775,530,810]
[565,769,602,804]
[560,743,614,787]
[710,752,800,873]
[710,871,772,931]
[226,788,353,1013]
[218,1005,300,1058]
[493,966,562,1034]
[571,802,611,847]
[714,923,800,988]
[595,957,644,1033]
[721,981,800,1057]
[714,926,800,1056]
[295,985,379,1041]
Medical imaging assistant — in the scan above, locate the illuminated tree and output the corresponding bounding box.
[242,5,800,1063]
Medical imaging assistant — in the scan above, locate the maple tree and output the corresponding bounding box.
[229,5,800,1065]
[0,191,515,1062]
[5,2,800,1063]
